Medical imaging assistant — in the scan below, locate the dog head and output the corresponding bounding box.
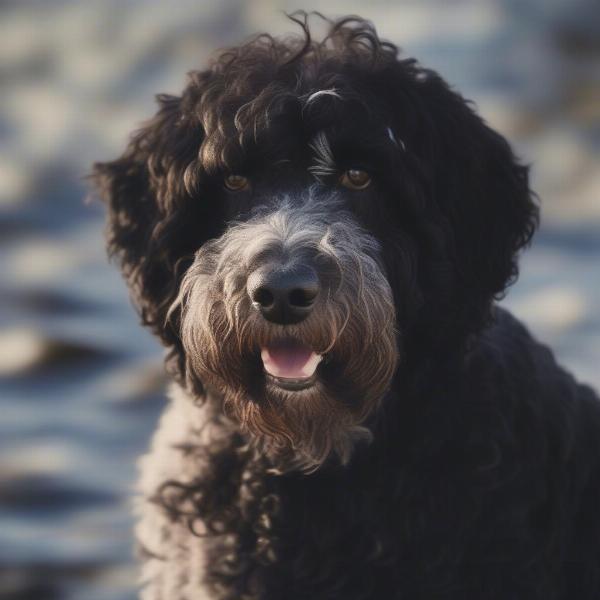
[91,15,538,469]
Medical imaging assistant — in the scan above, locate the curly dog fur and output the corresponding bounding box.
[92,14,600,599]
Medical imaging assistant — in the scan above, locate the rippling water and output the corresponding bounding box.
[1,1,598,598]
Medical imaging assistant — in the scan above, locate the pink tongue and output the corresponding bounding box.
[261,340,322,379]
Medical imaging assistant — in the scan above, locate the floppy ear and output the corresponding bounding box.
[411,71,539,336]
[90,81,209,354]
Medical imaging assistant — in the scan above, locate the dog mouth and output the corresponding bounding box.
[261,338,323,391]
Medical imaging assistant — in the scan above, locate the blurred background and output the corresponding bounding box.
[0,0,598,598]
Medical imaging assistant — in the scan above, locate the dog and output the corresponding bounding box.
[91,14,600,600]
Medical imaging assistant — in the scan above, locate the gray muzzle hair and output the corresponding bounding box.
[170,191,399,470]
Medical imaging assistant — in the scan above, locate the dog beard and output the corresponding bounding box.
[170,194,399,471]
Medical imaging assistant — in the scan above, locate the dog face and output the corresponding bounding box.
[92,16,538,469]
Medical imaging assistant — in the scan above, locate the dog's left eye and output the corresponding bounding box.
[224,174,250,192]
[339,169,371,190]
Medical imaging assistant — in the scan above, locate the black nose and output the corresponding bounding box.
[248,264,319,325]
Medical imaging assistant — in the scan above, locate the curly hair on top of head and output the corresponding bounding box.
[185,12,405,182]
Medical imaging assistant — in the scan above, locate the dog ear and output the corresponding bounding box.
[90,82,208,350]
[410,71,539,332]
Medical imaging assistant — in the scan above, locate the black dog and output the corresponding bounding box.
[92,15,600,600]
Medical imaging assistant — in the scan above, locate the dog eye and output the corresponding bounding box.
[224,174,250,191]
[340,169,371,190]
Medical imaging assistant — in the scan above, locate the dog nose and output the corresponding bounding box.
[248,265,319,325]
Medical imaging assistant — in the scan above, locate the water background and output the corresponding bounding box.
[1,1,598,598]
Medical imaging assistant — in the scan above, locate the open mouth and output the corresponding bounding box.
[261,338,322,391]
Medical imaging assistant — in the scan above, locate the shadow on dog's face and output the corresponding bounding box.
[91,16,538,470]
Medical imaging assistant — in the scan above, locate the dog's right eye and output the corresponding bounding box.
[339,169,371,190]
[224,175,250,192]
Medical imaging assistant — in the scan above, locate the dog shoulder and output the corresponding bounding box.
[475,305,600,473]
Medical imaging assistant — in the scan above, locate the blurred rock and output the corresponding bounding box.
[0,328,110,377]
